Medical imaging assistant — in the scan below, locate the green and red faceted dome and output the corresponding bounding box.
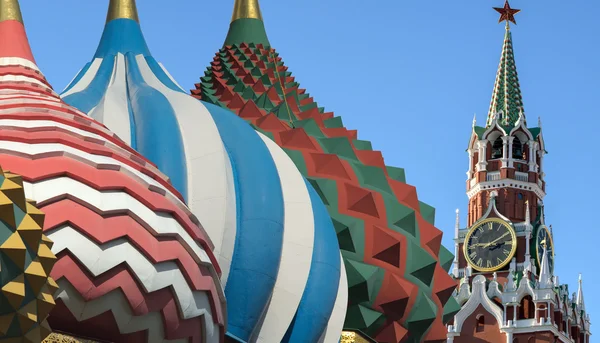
[192,0,460,341]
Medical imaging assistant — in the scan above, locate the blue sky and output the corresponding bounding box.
[19,0,599,325]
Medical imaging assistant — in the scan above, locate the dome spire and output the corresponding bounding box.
[106,0,139,23]
[486,1,525,128]
[232,0,263,22]
[0,0,35,62]
[0,0,22,23]
[224,0,270,47]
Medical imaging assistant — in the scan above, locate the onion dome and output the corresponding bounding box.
[60,1,348,342]
[192,0,461,342]
[0,1,225,342]
[0,167,58,342]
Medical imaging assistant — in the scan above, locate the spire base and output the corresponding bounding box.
[223,18,270,47]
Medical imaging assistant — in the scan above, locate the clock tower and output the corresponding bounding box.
[447,2,591,343]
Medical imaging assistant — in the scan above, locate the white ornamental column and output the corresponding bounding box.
[529,141,538,172]
[501,136,510,168]
[476,140,488,172]
[467,148,474,180]
[507,136,515,168]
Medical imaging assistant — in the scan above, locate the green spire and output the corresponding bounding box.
[224,0,270,47]
[486,24,525,128]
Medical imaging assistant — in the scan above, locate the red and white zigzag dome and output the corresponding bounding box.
[0,1,225,342]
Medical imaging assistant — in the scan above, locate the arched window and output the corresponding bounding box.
[512,139,524,159]
[476,314,485,332]
[518,193,523,200]
[519,296,535,319]
[492,137,503,159]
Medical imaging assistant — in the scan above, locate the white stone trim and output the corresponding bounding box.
[453,275,505,333]
[467,178,546,200]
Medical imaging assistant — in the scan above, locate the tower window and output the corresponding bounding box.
[492,137,503,159]
[476,314,485,332]
[518,193,523,200]
[512,139,523,159]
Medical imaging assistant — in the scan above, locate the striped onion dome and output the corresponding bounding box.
[0,1,225,342]
[61,1,348,342]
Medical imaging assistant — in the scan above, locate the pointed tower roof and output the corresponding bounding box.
[486,1,525,128]
[537,243,552,288]
[224,0,270,47]
[0,0,35,63]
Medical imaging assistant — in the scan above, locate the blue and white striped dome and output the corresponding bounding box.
[60,2,347,342]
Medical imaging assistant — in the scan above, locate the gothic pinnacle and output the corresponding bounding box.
[106,0,139,23]
[0,0,23,24]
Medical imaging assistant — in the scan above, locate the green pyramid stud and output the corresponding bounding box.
[406,291,438,342]
[438,245,455,273]
[419,201,436,225]
[345,259,384,304]
[318,137,358,161]
[442,296,461,324]
[344,304,386,333]
[385,166,406,183]
[407,242,437,287]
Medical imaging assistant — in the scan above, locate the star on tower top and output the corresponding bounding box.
[494,0,520,25]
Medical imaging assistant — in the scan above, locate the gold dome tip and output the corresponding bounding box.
[231,0,263,22]
[106,0,139,23]
[0,0,23,24]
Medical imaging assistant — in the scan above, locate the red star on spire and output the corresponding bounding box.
[494,0,521,25]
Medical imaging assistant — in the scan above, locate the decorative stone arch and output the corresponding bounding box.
[519,295,535,320]
[453,275,504,333]
[514,277,535,303]
[483,111,508,139]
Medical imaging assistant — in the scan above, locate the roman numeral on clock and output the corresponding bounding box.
[470,251,477,259]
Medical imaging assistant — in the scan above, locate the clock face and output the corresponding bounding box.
[464,218,517,272]
[535,225,554,273]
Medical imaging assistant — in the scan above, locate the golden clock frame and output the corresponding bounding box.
[463,217,518,272]
[535,225,554,269]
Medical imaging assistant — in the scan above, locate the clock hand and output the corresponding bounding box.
[484,231,510,248]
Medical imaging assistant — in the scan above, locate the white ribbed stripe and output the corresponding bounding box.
[134,54,237,285]
[158,62,185,92]
[253,133,314,342]
[0,140,183,206]
[61,58,103,98]
[319,253,349,343]
[0,57,39,70]
[22,178,210,264]
[88,54,131,145]
[0,74,47,88]
[50,227,214,325]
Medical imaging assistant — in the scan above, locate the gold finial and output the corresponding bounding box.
[0,0,23,24]
[231,0,263,22]
[106,0,139,23]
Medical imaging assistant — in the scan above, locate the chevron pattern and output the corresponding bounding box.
[0,53,225,343]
